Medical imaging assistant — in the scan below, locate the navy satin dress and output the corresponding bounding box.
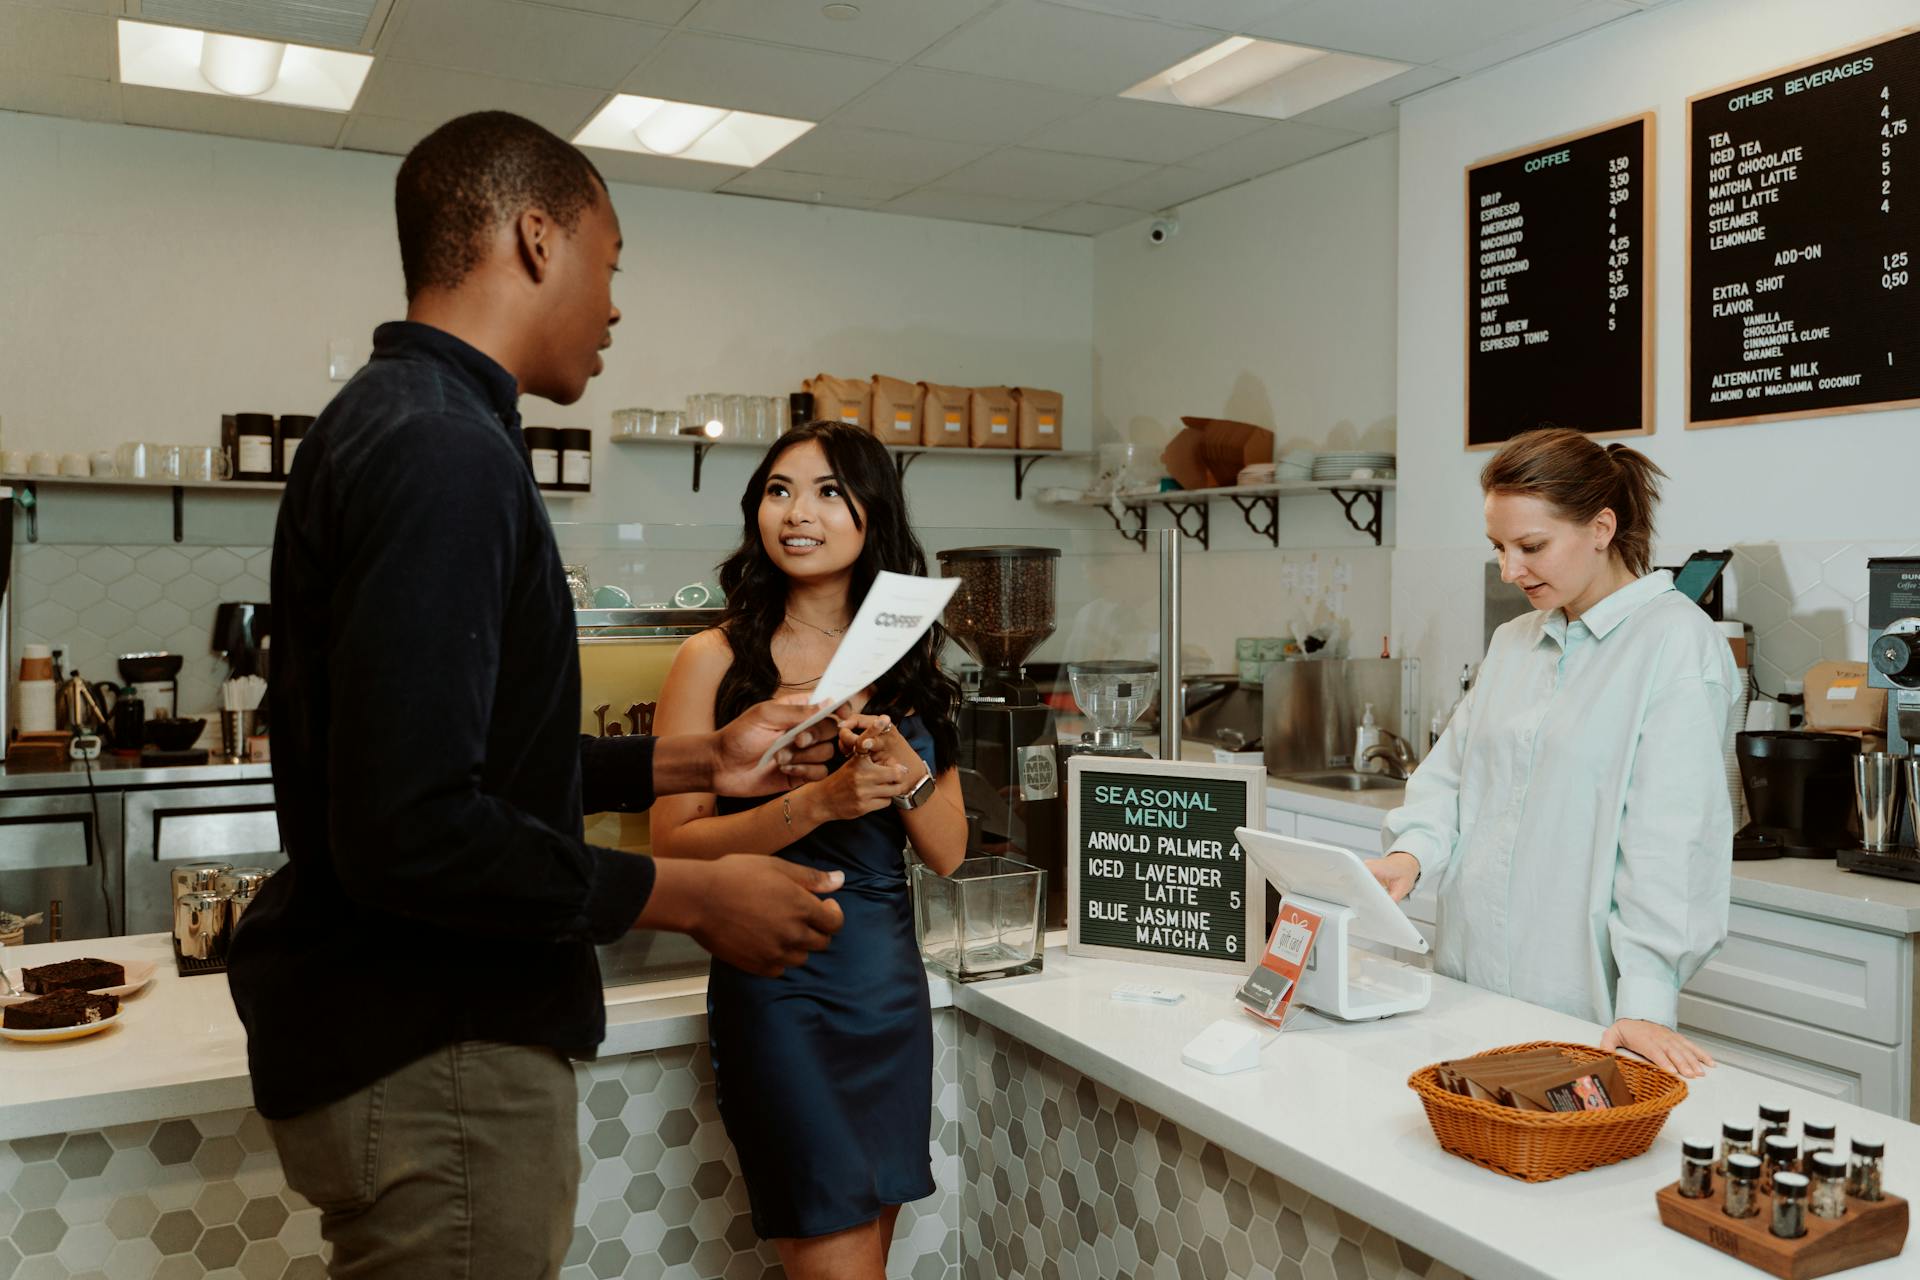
[707,716,936,1240]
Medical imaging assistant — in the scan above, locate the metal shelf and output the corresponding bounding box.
[610,433,1088,497]
[3,472,585,544]
[1056,479,1396,550]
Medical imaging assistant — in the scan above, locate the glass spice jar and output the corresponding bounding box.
[1763,1134,1800,1191]
[1848,1138,1885,1202]
[1724,1153,1761,1218]
[1809,1151,1849,1220]
[1680,1138,1716,1199]
[1758,1102,1791,1147]
[1771,1171,1809,1239]
[1719,1120,1757,1174]
[1802,1120,1836,1164]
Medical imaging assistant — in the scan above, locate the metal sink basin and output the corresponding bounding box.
[1282,770,1405,793]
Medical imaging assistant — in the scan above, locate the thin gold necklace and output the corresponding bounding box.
[786,612,848,638]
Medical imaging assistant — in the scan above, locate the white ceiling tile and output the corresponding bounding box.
[0,69,116,121]
[717,168,916,208]
[387,0,668,90]
[120,85,347,148]
[937,146,1156,202]
[621,31,892,121]
[0,4,113,78]
[587,149,743,191]
[355,59,607,134]
[829,67,1092,146]
[916,0,1223,96]
[1181,117,1359,178]
[1289,63,1455,135]
[7,0,116,11]
[1042,0,1318,34]
[340,113,435,155]
[1021,98,1267,165]
[1435,0,1638,75]
[533,0,699,21]
[878,189,1063,227]
[683,0,993,63]
[1091,164,1236,211]
[758,124,987,185]
[1242,0,1590,66]
[1025,201,1144,235]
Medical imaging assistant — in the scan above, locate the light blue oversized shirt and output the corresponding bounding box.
[1383,571,1737,1027]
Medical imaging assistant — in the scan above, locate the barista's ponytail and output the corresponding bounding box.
[1480,428,1666,576]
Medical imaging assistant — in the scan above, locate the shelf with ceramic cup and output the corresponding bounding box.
[610,431,1089,497]
[1047,478,1396,550]
[0,472,587,544]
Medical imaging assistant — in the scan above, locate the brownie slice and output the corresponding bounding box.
[21,957,124,995]
[4,989,119,1029]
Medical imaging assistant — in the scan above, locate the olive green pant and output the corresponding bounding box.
[267,1041,580,1280]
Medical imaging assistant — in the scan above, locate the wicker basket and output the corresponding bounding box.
[1407,1041,1688,1182]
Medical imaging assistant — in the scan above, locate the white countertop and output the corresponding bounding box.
[952,947,1919,1280]
[0,932,953,1141]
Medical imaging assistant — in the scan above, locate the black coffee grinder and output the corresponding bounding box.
[936,546,1066,926]
[1841,557,1920,881]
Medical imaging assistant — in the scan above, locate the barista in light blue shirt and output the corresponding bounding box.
[1369,428,1736,1078]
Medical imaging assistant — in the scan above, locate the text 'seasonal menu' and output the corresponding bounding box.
[1076,772,1250,964]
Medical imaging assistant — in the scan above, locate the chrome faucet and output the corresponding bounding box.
[1361,729,1415,781]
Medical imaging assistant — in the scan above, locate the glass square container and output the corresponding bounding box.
[913,856,1044,983]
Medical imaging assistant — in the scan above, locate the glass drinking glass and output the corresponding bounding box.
[658,410,686,438]
[153,444,183,480]
[184,445,231,481]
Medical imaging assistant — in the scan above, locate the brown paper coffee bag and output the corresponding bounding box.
[1014,387,1063,451]
[919,382,969,448]
[969,386,1016,450]
[806,374,870,431]
[871,375,921,447]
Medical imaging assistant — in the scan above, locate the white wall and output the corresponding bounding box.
[1393,0,1920,714]
[0,111,1094,544]
[1090,134,1400,671]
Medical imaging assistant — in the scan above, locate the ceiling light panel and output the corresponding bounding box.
[1123,35,1409,121]
[574,95,814,168]
[118,19,373,111]
[139,0,381,49]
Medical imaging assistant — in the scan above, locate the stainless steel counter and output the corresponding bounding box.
[0,757,271,793]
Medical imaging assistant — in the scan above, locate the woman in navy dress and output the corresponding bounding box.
[652,423,965,1279]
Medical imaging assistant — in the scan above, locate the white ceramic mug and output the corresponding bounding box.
[0,451,27,475]
[28,452,57,476]
[60,452,89,477]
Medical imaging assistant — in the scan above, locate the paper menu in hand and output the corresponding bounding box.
[754,571,961,767]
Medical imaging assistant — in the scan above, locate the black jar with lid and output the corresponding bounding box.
[278,415,315,480]
[233,413,276,481]
[559,428,592,492]
[524,427,561,490]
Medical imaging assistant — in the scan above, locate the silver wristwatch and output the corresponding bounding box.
[893,770,936,810]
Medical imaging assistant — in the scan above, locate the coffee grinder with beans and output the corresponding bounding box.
[935,546,1067,926]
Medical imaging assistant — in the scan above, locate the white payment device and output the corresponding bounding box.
[1236,827,1432,1022]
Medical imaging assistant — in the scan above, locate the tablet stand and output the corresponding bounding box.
[1288,893,1432,1021]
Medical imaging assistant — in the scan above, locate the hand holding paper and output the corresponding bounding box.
[754,571,961,767]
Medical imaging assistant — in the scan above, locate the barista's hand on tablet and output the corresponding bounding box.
[1364,851,1421,902]
[710,700,838,793]
[1602,1019,1715,1079]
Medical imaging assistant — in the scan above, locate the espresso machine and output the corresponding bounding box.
[936,546,1067,926]
[1841,557,1920,881]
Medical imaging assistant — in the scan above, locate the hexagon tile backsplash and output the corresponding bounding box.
[15,544,271,718]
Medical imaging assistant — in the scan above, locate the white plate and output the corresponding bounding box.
[0,1010,122,1042]
[0,957,157,1006]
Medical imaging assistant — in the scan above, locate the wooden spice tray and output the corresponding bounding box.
[1655,1181,1907,1278]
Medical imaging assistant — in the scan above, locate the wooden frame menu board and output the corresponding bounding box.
[1065,756,1263,976]
[1464,113,1655,450]
[1688,26,1920,429]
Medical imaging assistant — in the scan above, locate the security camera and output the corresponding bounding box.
[1148,217,1179,246]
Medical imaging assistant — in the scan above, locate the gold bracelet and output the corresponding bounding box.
[782,795,793,829]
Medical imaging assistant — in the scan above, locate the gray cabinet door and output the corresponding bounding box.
[124,784,283,936]
[0,790,123,941]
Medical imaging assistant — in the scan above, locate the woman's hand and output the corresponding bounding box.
[1601,1019,1715,1079]
[1364,851,1421,902]
[805,751,912,823]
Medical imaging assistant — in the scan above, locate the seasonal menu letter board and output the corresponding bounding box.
[1464,114,1655,449]
[1689,27,1920,427]
[1066,757,1264,975]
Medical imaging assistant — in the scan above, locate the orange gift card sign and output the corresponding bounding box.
[1235,900,1323,1028]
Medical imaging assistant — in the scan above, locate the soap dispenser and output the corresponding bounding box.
[1355,703,1382,773]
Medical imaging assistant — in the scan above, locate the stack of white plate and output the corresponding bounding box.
[1310,450,1396,481]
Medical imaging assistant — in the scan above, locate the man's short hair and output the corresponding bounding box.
[395,111,606,300]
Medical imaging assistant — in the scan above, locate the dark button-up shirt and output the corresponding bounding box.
[228,321,657,1119]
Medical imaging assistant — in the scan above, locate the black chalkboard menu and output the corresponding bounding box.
[1066,757,1263,975]
[1689,28,1920,427]
[1464,114,1655,449]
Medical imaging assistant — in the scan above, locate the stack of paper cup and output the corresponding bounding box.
[17,644,54,733]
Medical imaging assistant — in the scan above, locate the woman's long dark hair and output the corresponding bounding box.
[714,422,960,772]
